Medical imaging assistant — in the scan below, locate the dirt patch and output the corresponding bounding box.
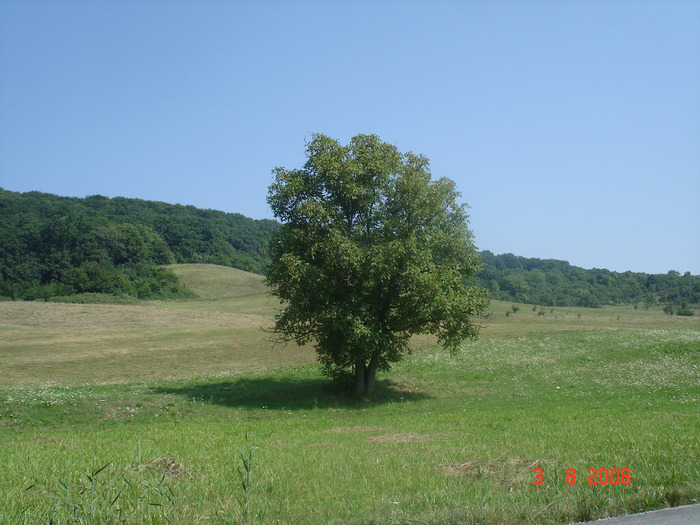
[441,460,484,478]
[366,433,433,444]
[437,458,555,481]
[145,457,192,478]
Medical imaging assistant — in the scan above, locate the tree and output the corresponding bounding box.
[265,134,488,396]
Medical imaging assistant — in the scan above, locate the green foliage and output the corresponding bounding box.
[676,302,695,316]
[47,293,138,304]
[236,435,259,525]
[0,188,278,300]
[265,134,488,394]
[18,446,179,523]
[476,251,700,308]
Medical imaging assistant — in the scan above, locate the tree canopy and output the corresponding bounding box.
[265,134,488,395]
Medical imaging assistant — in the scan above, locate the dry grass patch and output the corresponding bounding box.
[0,323,316,387]
[0,301,265,330]
[144,457,192,478]
[366,433,435,444]
[438,458,556,483]
[0,296,318,387]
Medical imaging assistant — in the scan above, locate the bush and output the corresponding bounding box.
[676,302,695,316]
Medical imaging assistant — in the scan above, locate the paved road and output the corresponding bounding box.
[570,504,700,525]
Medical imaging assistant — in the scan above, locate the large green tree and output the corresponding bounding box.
[265,134,488,395]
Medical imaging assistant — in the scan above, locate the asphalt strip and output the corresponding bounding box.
[570,504,700,525]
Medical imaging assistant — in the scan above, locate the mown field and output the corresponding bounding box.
[1,264,698,524]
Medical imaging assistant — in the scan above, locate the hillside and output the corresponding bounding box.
[1,188,697,309]
[476,251,700,309]
[168,264,267,301]
[0,188,278,301]
[0,264,307,387]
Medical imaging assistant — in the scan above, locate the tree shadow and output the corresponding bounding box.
[154,376,430,411]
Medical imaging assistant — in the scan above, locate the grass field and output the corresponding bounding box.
[1,264,698,524]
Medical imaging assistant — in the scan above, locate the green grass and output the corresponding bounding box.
[1,264,698,524]
[167,263,269,302]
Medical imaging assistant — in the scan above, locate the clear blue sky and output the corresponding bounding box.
[1,0,698,274]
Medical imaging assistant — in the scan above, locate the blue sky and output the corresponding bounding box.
[1,0,698,274]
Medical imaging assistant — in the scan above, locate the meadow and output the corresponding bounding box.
[1,264,698,524]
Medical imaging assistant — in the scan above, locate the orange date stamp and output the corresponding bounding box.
[534,467,631,485]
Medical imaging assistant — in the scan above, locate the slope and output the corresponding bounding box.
[167,264,267,301]
[0,264,312,387]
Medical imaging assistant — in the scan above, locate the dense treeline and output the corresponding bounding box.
[475,251,699,311]
[0,189,278,300]
[2,188,698,309]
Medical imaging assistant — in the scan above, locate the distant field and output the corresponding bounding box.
[0,264,698,524]
[168,264,269,302]
[0,265,315,387]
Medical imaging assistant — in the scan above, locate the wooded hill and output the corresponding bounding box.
[474,251,698,311]
[1,188,698,310]
[0,188,278,300]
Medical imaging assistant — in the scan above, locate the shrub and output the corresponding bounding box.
[676,302,695,316]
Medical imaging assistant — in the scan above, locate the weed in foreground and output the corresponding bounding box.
[237,433,259,525]
[19,440,179,524]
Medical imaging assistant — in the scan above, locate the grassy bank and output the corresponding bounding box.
[1,265,698,524]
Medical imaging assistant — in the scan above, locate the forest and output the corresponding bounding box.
[474,251,698,311]
[1,188,698,311]
[0,189,278,300]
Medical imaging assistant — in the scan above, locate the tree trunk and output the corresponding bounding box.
[353,360,366,397]
[363,351,380,394]
[364,365,377,394]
